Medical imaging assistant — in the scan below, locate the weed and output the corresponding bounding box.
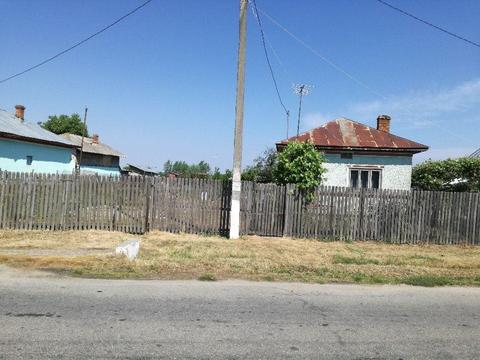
[198,273,216,281]
[402,275,453,287]
[353,272,367,282]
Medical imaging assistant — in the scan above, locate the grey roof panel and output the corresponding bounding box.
[0,109,76,147]
[125,163,160,173]
[60,133,123,157]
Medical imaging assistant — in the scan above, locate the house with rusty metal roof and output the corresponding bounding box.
[276,115,428,190]
[60,133,123,176]
[0,105,77,174]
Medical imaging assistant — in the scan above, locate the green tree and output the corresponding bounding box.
[274,141,326,199]
[212,167,232,181]
[163,160,213,178]
[412,157,480,192]
[41,114,88,136]
[242,148,277,183]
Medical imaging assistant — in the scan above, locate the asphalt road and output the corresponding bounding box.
[1,267,479,359]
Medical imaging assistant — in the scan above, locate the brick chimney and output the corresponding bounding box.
[376,115,391,133]
[15,105,25,121]
[92,134,99,144]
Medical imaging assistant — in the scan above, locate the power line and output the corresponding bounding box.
[249,0,290,118]
[0,0,154,85]
[257,7,387,100]
[375,0,480,49]
[258,6,474,145]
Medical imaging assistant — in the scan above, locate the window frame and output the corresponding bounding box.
[348,166,382,189]
[26,155,33,166]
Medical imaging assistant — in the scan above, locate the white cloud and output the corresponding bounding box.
[348,78,480,128]
[414,146,477,164]
[302,112,332,128]
[301,79,480,161]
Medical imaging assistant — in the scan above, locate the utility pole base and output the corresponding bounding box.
[229,182,241,239]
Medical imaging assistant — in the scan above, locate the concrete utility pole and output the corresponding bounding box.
[230,0,248,239]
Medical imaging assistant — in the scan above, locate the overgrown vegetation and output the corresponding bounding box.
[40,114,88,137]
[162,141,327,190]
[412,157,480,192]
[274,141,326,199]
[1,231,479,286]
[241,148,277,182]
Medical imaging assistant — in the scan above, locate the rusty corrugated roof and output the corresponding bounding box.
[277,118,428,153]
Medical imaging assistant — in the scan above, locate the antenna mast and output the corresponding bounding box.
[293,84,313,137]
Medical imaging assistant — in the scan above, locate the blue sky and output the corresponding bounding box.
[0,0,479,170]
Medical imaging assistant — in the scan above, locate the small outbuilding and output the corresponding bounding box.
[60,133,123,176]
[123,163,159,176]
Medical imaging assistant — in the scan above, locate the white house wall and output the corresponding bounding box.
[322,154,413,190]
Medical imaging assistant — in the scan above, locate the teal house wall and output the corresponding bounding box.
[80,165,121,176]
[0,138,75,174]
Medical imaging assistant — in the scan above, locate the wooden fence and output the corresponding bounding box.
[0,172,478,245]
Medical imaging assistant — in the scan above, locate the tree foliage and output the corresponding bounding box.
[412,157,480,192]
[241,148,277,182]
[212,168,232,181]
[163,160,212,178]
[41,114,88,136]
[274,141,326,198]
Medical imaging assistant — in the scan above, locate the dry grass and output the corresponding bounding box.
[0,230,479,286]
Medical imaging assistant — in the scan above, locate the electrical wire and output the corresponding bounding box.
[249,0,290,116]
[0,0,154,84]
[257,7,387,100]
[375,0,480,49]
[257,6,474,145]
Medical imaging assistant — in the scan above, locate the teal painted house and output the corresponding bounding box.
[60,133,122,176]
[0,106,77,174]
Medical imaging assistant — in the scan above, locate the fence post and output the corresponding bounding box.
[359,188,365,240]
[144,176,153,233]
[282,184,293,237]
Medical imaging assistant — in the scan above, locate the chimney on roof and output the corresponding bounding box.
[377,115,391,133]
[92,134,99,144]
[15,105,25,121]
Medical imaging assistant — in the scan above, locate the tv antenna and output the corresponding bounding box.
[293,84,313,136]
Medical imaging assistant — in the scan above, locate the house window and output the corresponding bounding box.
[350,169,381,189]
[340,153,353,159]
[26,156,33,165]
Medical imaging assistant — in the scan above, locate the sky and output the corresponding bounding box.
[0,0,479,170]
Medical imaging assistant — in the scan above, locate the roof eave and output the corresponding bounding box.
[0,132,78,149]
[276,142,429,154]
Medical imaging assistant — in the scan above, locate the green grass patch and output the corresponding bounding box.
[198,273,217,281]
[333,255,380,265]
[346,245,367,255]
[169,247,193,260]
[402,275,453,287]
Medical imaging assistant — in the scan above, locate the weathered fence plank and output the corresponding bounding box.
[0,172,478,244]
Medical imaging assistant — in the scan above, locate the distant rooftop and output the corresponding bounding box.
[124,163,160,174]
[60,133,123,157]
[0,108,76,148]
